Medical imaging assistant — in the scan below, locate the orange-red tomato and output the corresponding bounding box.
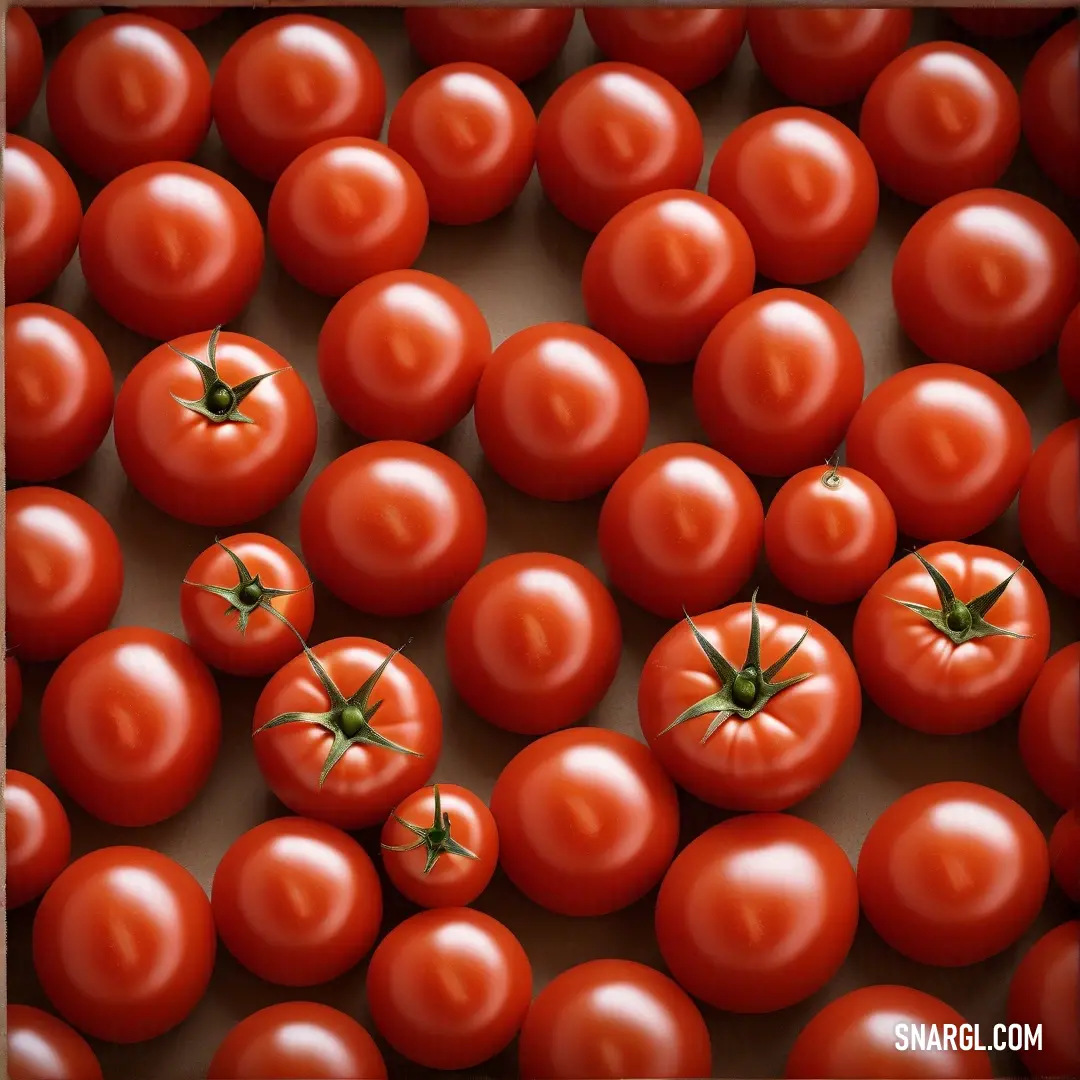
[1019,642,1080,810]
[1021,21,1079,198]
[131,6,222,30]
[6,8,43,128]
[1050,810,1080,902]
[6,655,23,732]
[5,770,71,909]
[948,7,1062,37]
[6,1005,103,1080]
[1059,302,1080,404]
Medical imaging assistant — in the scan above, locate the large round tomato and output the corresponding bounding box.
[5,770,71,909]
[33,846,216,1043]
[656,813,858,1012]
[947,7,1062,37]
[1060,303,1080,404]
[6,1005,103,1080]
[300,441,486,616]
[5,486,123,663]
[518,959,712,1080]
[365,907,532,1071]
[1019,642,1080,809]
[114,329,317,527]
[6,8,43,128]
[1022,21,1080,198]
[639,595,860,810]
[7,654,23,731]
[1051,810,1080,902]
[489,727,679,916]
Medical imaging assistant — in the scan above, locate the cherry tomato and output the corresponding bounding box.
[131,6,222,30]
[598,442,763,618]
[365,907,532,1071]
[473,322,649,500]
[639,594,860,811]
[318,270,491,442]
[582,189,756,365]
[6,8,43,128]
[5,486,123,663]
[536,62,704,234]
[845,363,1031,540]
[948,7,1062,37]
[1059,303,1080,404]
[859,42,1020,206]
[7,654,23,731]
[1021,21,1079,198]
[490,727,679,916]
[518,959,712,1080]
[4,304,113,483]
[180,533,314,678]
[1050,810,1080,902]
[5,770,71,909]
[1019,642,1080,810]
[114,328,317,527]
[300,441,485,616]
[79,162,264,341]
[6,1005,103,1080]
[656,813,858,1012]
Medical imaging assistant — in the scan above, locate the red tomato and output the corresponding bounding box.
[845,364,1031,540]
[693,289,865,476]
[1050,810,1080,902]
[380,783,498,908]
[859,42,1020,206]
[318,270,491,442]
[5,486,123,663]
[490,727,679,916]
[180,533,314,677]
[598,442,763,618]
[518,959,712,1080]
[131,6,222,30]
[5,770,71,909]
[79,162,264,340]
[536,62,704,234]
[1059,303,1080,404]
[212,14,386,182]
[473,322,649,500]
[6,1005,103,1080]
[7,654,23,731]
[656,813,858,1012]
[4,304,113,483]
[114,328,317,527]
[6,8,43,128]
[785,985,994,1080]
[948,7,1062,37]
[638,595,860,810]
[445,552,621,735]
[707,107,878,284]
[747,8,911,106]
[1022,21,1080,198]
[252,637,441,829]
[207,1002,387,1080]
[582,190,756,365]
[1019,642,1080,810]
[300,441,486,616]
[365,907,532,1070]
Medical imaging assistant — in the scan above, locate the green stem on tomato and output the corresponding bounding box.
[381,784,479,874]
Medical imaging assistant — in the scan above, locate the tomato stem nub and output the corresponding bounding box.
[821,454,842,490]
[381,784,480,874]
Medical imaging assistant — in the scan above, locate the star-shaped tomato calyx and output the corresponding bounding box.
[381,784,480,874]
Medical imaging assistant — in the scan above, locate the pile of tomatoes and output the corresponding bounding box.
[4,5,1080,1080]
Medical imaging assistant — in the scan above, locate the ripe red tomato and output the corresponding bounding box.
[6,1005,103,1080]
[845,363,1031,540]
[131,6,222,30]
[582,190,756,365]
[473,322,649,500]
[536,63,704,234]
[252,637,441,829]
[6,8,43,128]
[639,595,860,810]
[5,770,71,909]
[181,533,314,677]
[707,107,878,284]
[859,42,1020,206]
[114,328,317,527]
[5,486,123,663]
[300,441,485,616]
[656,813,858,1012]
[1022,21,1079,198]
[1051,810,1080,902]
[365,907,532,1070]
[7,654,23,731]
[948,7,1062,37]
[490,727,679,916]
[1059,303,1080,404]
[518,959,712,1080]
[445,552,621,735]
[79,162,264,340]
[1019,642,1080,810]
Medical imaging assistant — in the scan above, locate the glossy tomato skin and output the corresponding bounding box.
[518,959,712,1080]
[131,6,223,30]
[947,7,1062,37]
[1059,303,1080,404]
[1022,22,1080,198]
[33,846,216,1043]
[6,1005,103,1080]
[7,655,23,731]
[300,442,486,616]
[6,8,43,128]
[445,553,622,735]
[490,727,679,917]
[1050,810,1080,902]
[1019,642,1080,810]
[5,770,72,909]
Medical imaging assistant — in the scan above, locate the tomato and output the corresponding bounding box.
[845,364,1031,540]
[489,727,679,916]
[581,190,756,365]
[1019,642,1080,809]
[131,7,222,30]
[300,441,485,616]
[6,8,43,128]
[318,270,491,442]
[445,553,621,735]
[473,322,649,500]
[1050,810,1080,902]
[381,783,498,907]
[1022,22,1080,198]
[5,486,123,663]
[5,770,71,909]
[365,907,532,1070]
[638,594,860,810]
[181,533,314,677]
[518,959,712,1080]
[6,1005,103,1080]
[785,985,994,1080]
[4,304,113,483]
[948,7,1062,37]
[79,162,264,341]
[114,328,317,527]
[693,289,865,476]
[598,442,763,618]
[535,63,704,234]
[7,654,23,731]
[656,813,858,1012]
[1059,303,1080,404]
[859,42,1020,206]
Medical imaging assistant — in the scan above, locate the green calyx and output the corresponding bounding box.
[381,784,479,874]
